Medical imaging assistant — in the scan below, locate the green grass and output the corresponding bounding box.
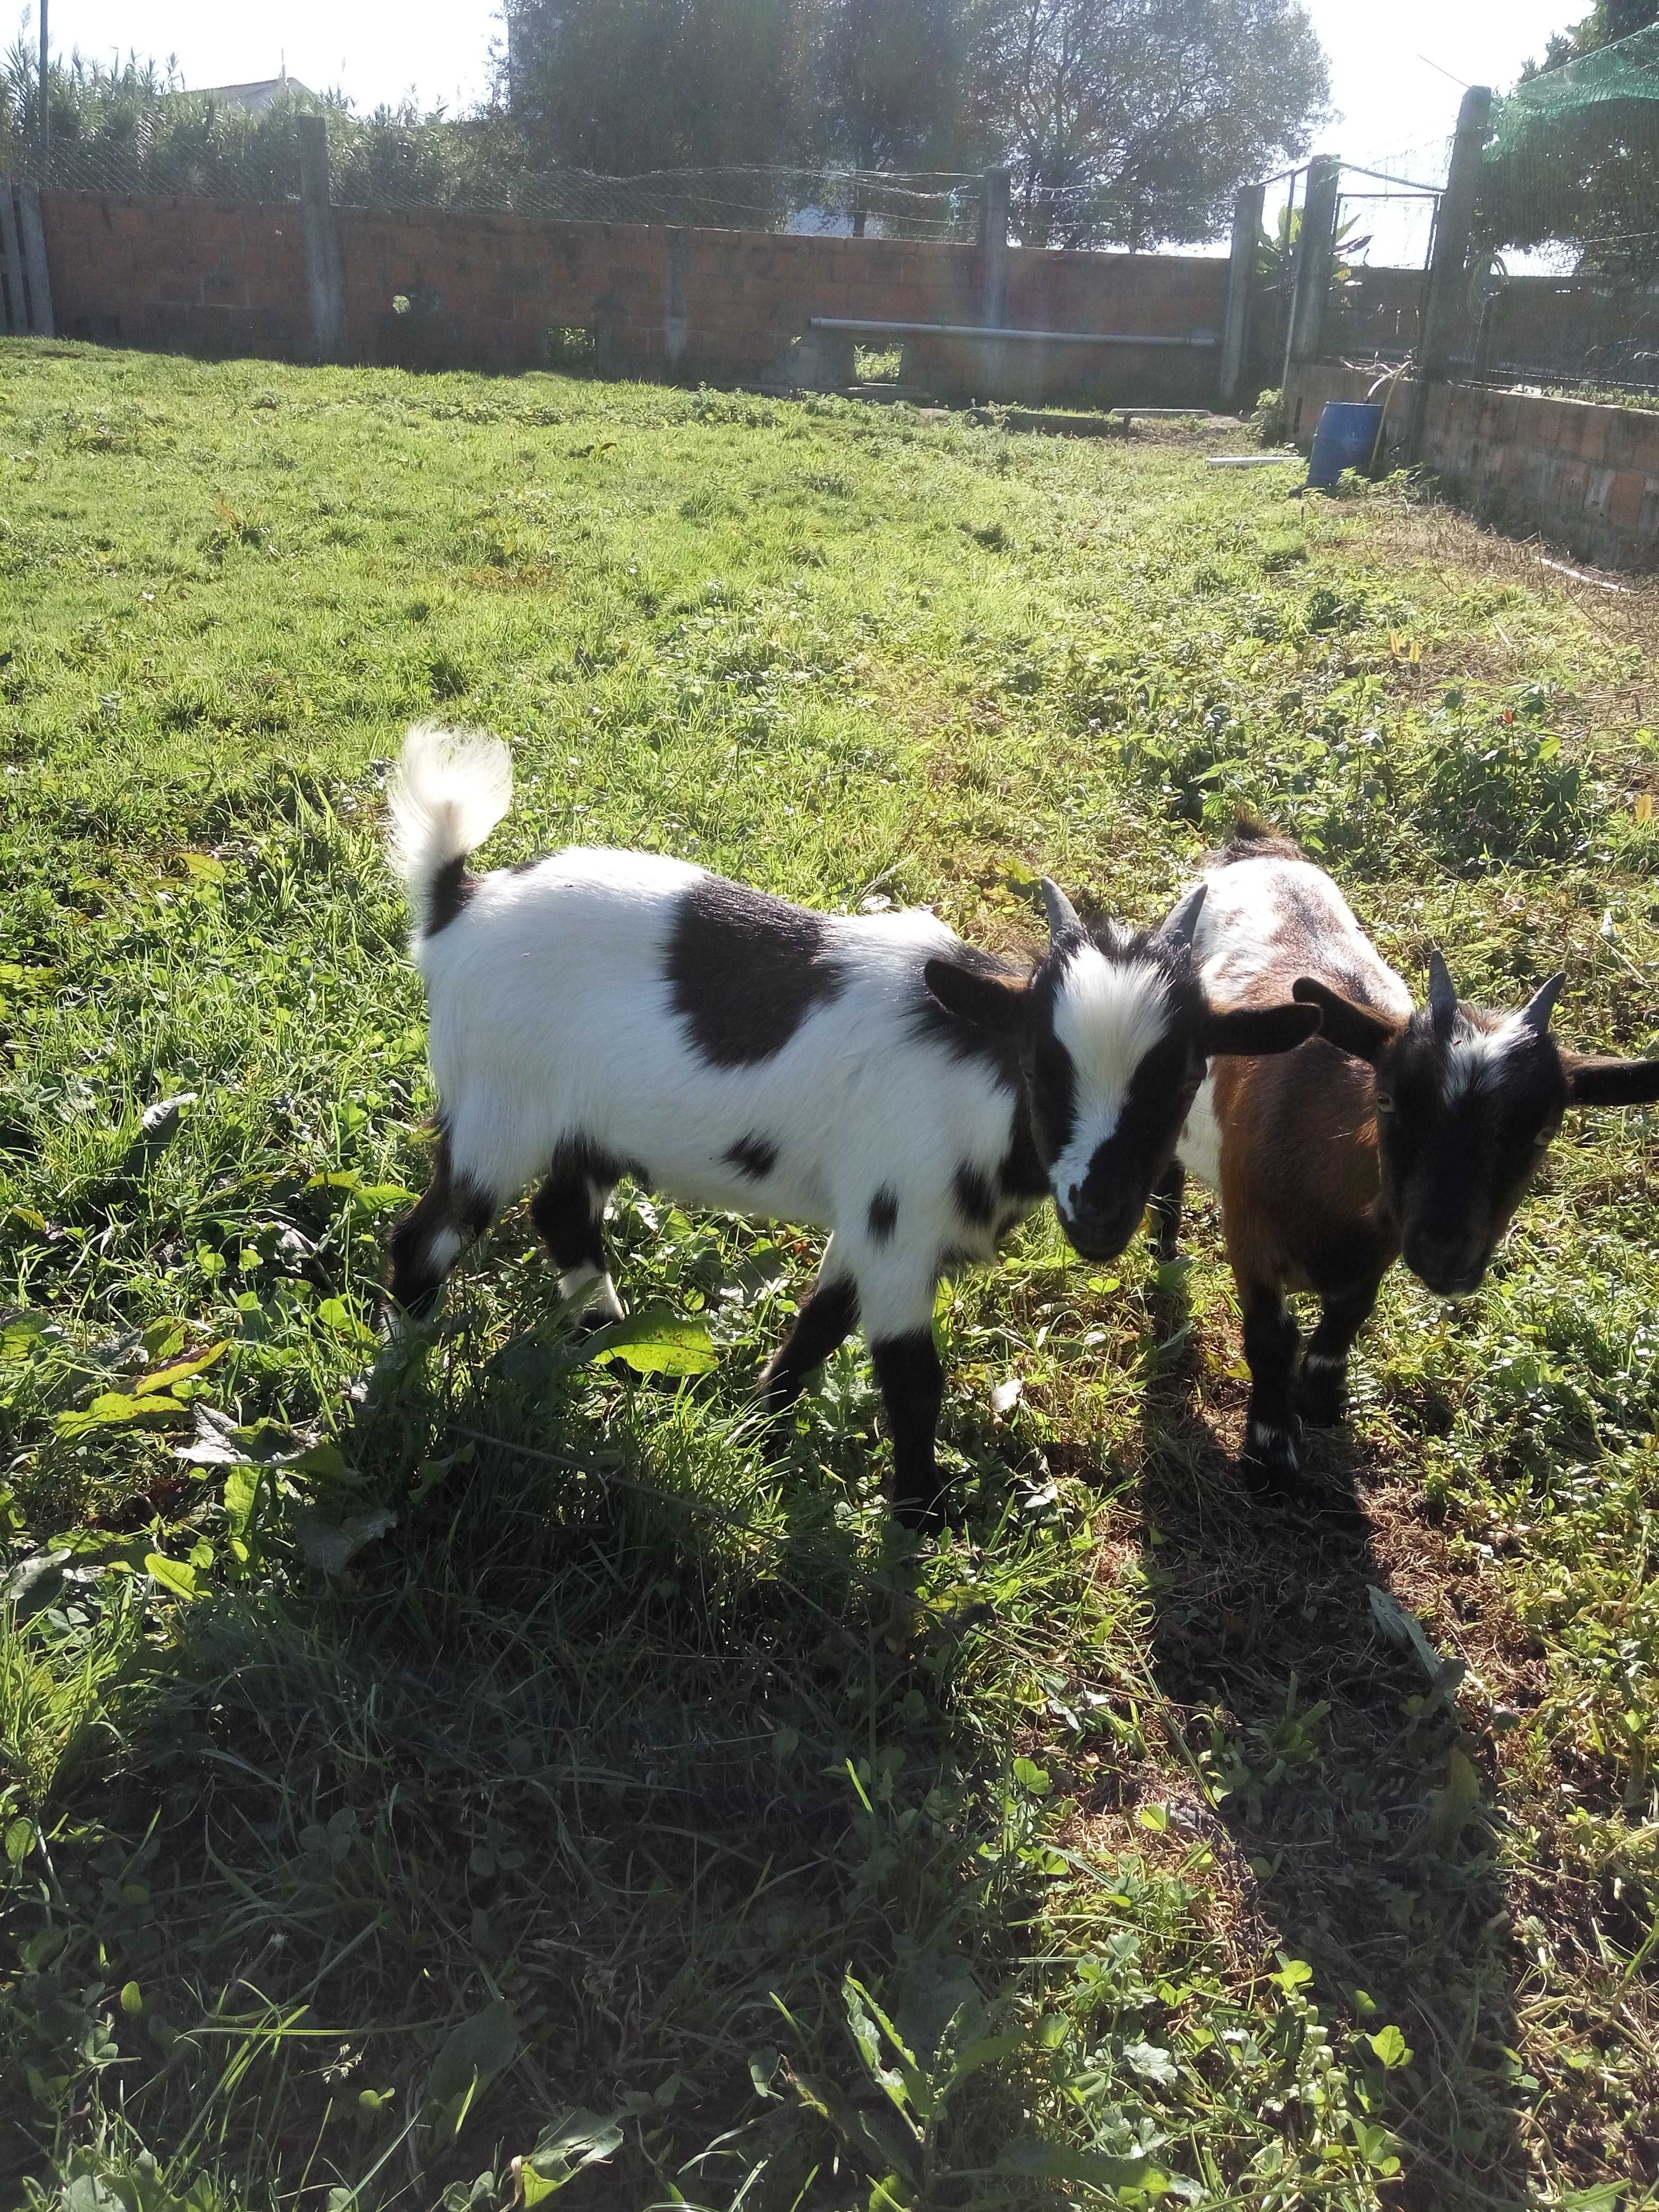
[2,340,1658,2212]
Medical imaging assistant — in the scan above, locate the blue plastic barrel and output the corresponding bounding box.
[1306,400,1384,489]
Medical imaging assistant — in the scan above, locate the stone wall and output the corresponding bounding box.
[36,187,1229,405]
[1285,359,1659,573]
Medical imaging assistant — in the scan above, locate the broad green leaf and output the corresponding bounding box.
[940,2032,1025,2097]
[5,1817,36,1865]
[223,1466,261,1538]
[133,1342,229,1396]
[1426,1748,1483,1851]
[2,1313,48,1359]
[522,2105,625,2194]
[1124,2038,1179,2086]
[1368,2023,1412,2069]
[317,1297,376,1343]
[425,1999,519,2140]
[999,2141,1165,2190]
[146,1553,198,1599]
[297,1507,396,1576]
[56,1392,193,1438]
[181,851,228,880]
[350,1183,416,1210]
[120,1981,143,2015]
[2,1551,68,1617]
[582,1306,717,1376]
[1012,1756,1051,1796]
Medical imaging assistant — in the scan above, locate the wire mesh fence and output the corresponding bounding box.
[1471,24,1659,396]
[7,127,985,238]
[3,101,1149,248]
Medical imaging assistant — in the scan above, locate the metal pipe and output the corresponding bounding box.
[809,317,1218,347]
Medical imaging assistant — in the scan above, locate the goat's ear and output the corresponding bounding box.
[1203,999,1322,1058]
[1291,977,1405,1064]
[923,957,1029,1035]
[1562,1052,1659,1108]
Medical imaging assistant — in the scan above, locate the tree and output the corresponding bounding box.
[961,0,1328,245]
[504,0,812,172]
[1485,1,1659,276]
[809,0,969,169]
[1528,0,1658,73]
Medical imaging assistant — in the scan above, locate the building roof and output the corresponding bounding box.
[190,76,313,114]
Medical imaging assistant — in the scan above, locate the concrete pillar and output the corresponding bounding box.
[1283,155,1340,384]
[979,167,1010,328]
[297,114,347,365]
[1220,182,1263,411]
[1405,84,1494,456]
[665,227,689,373]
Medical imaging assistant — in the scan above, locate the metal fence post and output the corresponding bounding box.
[1282,155,1339,386]
[297,113,347,365]
[1404,84,1492,459]
[1220,182,1263,411]
[979,167,1010,328]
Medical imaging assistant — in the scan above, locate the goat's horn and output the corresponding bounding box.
[1520,970,1566,1036]
[1160,881,1208,950]
[1427,947,1459,1038]
[1039,878,1080,937]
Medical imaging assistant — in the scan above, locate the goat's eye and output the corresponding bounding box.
[1374,1091,1395,1113]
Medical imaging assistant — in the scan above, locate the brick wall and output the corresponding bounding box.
[1285,359,1659,573]
[41,189,313,357]
[38,187,1228,405]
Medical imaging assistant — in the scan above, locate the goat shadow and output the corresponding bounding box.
[1133,1261,1528,2212]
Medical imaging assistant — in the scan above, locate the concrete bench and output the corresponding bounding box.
[797,317,1220,409]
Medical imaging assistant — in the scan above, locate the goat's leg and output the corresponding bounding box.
[531,1155,623,1323]
[758,1247,859,1414]
[1239,1280,1303,1485]
[385,1132,497,1320]
[872,1330,947,1532]
[1297,1276,1382,1427]
[1148,1159,1186,1263]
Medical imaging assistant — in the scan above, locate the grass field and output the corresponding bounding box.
[2,340,1658,2212]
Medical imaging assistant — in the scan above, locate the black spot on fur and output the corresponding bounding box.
[867,1185,899,1242]
[725,1133,778,1180]
[425,856,476,936]
[667,875,845,1067]
[953,1163,998,1227]
[998,1111,1048,1203]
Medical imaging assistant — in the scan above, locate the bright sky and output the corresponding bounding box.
[19,0,1579,160]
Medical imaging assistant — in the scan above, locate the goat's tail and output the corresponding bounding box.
[386,723,515,935]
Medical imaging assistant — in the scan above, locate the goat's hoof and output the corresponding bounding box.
[1240,1415,1302,1491]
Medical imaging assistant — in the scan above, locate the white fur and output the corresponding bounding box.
[387,724,515,937]
[390,728,1210,1350]
[1049,945,1171,1213]
[557,1260,625,1321]
[1177,854,1413,1190]
[391,720,1035,1343]
[1442,1015,1527,1104]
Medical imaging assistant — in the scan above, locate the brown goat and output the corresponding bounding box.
[1156,822,1659,1483]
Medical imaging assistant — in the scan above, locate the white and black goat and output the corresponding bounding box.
[1157,820,1659,1483]
[383,728,1321,1525]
